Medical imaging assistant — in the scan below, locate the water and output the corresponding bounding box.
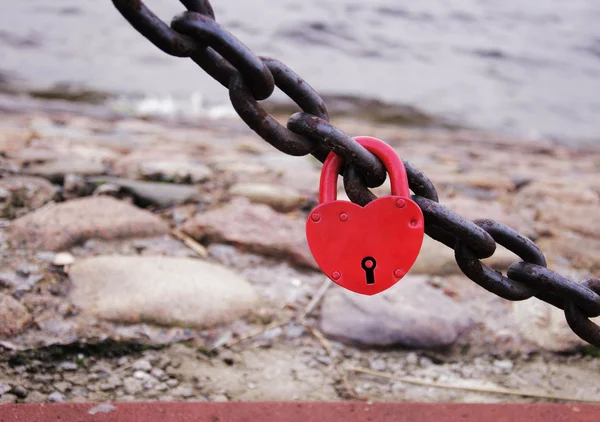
[1,0,600,142]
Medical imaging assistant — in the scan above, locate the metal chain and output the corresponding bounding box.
[111,0,600,348]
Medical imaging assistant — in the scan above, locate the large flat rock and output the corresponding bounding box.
[69,256,260,329]
[7,196,169,251]
[0,292,32,337]
[320,276,474,349]
[182,198,316,268]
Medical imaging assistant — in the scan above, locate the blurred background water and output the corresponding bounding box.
[1,0,599,142]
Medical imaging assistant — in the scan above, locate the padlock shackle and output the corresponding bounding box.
[318,136,410,204]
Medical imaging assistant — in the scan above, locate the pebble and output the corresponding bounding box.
[71,387,87,397]
[12,386,28,398]
[0,394,17,404]
[493,359,514,371]
[52,252,75,267]
[143,378,158,390]
[53,381,72,393]
[139,161,212,184]
[177,388,194,398]
[133,371,150,380]
[150,368,166,380]
[0,176,56,219]
[419,357,434,368]
[59,362,78,372]
[212,394,229,402]
[132,359,152,372]
[0,292,32,337]
[166,379,179,388]
[123,377,143,395]
[320,277,474,348]
[69,255,260,329]
[155,383,168,392]
[286,324,306,339]
[157,356,171,370]
[48,392,65,402]
[369,359,387,372]
[23,391,45,403]
[0,384,12,395]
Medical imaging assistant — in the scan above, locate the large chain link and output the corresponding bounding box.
[111,0,600,348]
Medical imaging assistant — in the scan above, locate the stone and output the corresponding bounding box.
[536,202,600,238]
[537,233,600,272]
[411,236,458,276]
[440,197,526,232]
[369,359,387,372]
[182,198,316,268]
[0,292,32,337]
[493,359,514,371]
[173,387,194,398]
[229,183,306,212]
[99,375,123,391]
[0,384,11,395]
[133,371,150,380]
[513,179,600,208]
[411,234,521,276]
[151,368,167,380]
[89,177,199,208]
[0,271,41,292]
[437,172,515,191]
[212,394,229,402]
[132,359,152,372]
[0,176,55,219]
[123,377,143,395]
[48,392,65,402]
[58,362,78,372]
[0,394,17,404]
[22,391,46,404]
[0,127,31,155]
[139,161,212,184]
[512,297,600,352]
[12,386,28,398]
[69,255,260,329]
[8,196,169,251]
[53,381,72,393]
[114,147,213,183]
[320,276,474,348]
[24,159,106,183]
[52,252,75,267]
[155,383,168,392]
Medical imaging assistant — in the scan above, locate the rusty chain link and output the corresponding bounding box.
[111,0,600,348]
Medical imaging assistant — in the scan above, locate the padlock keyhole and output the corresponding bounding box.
[361,256,377,284]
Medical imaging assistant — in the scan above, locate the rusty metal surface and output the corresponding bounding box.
[109,0,600,348]
[1,402,599,422]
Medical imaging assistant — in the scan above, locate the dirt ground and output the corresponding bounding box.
[0,93,599,405]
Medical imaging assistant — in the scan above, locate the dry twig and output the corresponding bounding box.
[298,278,331,322]
[225,317,292,348]
[171,228,209,258]
[306,326,367,401]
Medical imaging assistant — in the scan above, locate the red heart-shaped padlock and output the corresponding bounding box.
[306,136,424,295]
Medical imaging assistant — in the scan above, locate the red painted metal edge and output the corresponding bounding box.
[0,402,598,422]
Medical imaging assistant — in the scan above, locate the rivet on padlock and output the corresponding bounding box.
[306,136,425,296]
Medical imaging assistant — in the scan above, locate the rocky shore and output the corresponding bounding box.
[0,94,599,404]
